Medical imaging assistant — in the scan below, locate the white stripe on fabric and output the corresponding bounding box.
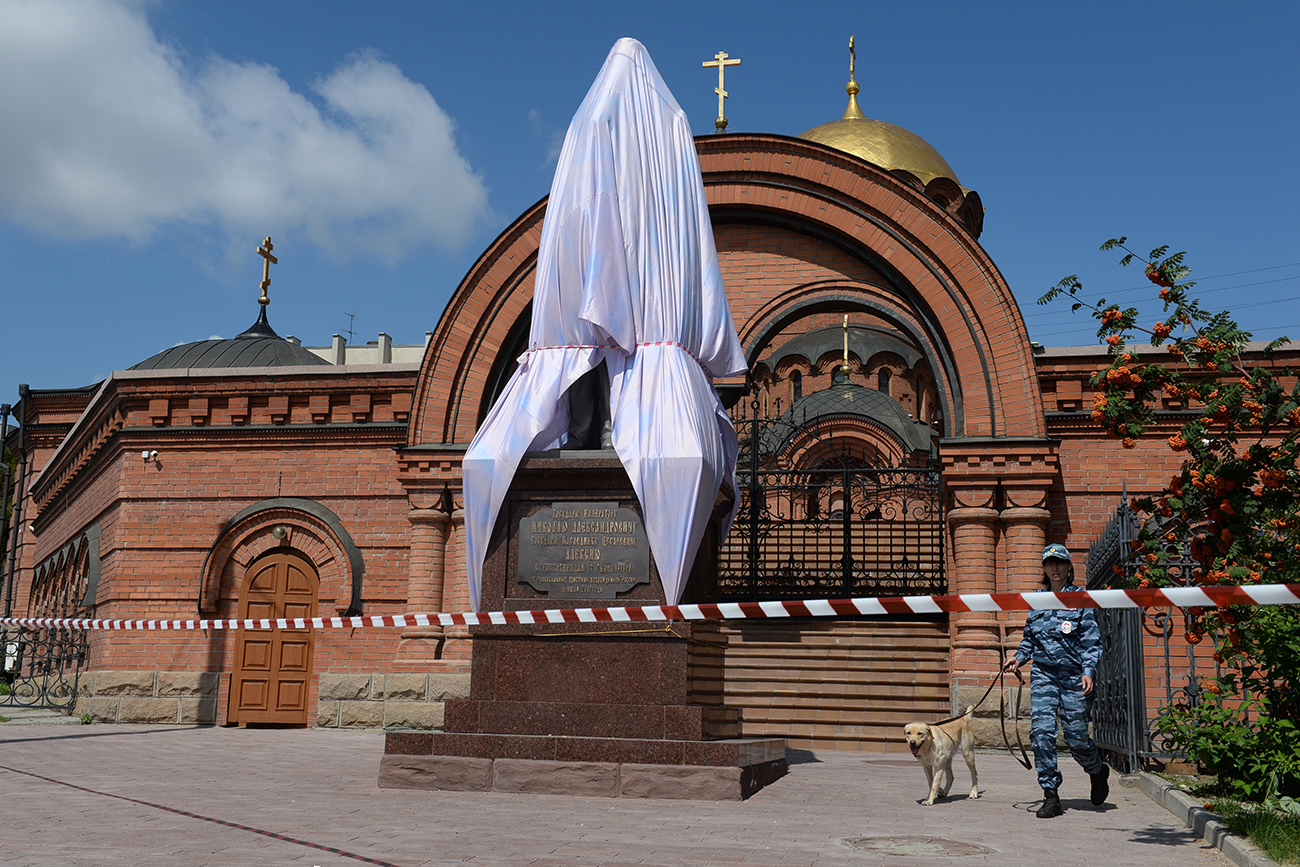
[1162,587,1216,607]
[804,600,837,617]
[758,601,790,618]
[852,598,887,615]
[1025,592,1066,610]
[962,594,1000,612]
[1089,590,1141,608]
[1243,585,1300,605]
[904,596,943,614]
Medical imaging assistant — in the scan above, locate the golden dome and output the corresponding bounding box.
[799,38,961,188]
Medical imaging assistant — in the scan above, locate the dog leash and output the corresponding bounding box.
[932,667,1032,771]
[998,667,1033,770]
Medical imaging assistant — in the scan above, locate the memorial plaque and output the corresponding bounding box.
[517,501,650,598]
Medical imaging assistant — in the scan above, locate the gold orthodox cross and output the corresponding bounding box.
[257,236,277,306]
[702,50,741,132]
[840,314,852,376]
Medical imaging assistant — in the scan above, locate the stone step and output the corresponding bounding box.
[716,619,952,750]
[0,705,83,725]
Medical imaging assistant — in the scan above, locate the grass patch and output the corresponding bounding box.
[1167,776,1300,865]
[0,715,10,723]
[1213,800,1300,865]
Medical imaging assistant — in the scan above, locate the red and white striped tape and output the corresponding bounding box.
[2,584,1297,632]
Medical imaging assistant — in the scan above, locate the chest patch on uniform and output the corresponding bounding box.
[1060,621,1073,634]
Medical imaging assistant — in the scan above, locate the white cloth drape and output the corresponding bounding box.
[461,38,747,611]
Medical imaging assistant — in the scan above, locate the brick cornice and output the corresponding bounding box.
[29,368,416,528]
[940,437,1060,485]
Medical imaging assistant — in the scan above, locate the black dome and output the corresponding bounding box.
[131,308,330,371]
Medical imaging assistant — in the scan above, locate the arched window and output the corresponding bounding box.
[790,370,802,402]
[877,368,892,394]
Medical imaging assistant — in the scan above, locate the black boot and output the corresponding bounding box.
[1036,788,1062,818]
[1090,764,1110,805]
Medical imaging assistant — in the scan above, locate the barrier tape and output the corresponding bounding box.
[2,583,1297,632]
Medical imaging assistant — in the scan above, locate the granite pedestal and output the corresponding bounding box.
[379,450,787,800]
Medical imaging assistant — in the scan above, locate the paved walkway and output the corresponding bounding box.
[0,716,1229,867]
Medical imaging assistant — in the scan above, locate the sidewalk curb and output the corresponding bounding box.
[1139,773,1281,867]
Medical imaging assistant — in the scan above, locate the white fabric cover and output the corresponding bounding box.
[461,37,747,611]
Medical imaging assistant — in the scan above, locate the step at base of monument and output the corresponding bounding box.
[380,732,787,800]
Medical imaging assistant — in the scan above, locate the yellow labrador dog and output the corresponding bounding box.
[903,709,979,806]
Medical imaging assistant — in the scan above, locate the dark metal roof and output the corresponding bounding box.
[131,308,330,371]
[763,383,935,455]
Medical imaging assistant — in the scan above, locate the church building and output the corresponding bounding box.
[3,45,1268,749]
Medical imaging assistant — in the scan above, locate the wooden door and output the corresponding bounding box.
[229,552,318,725]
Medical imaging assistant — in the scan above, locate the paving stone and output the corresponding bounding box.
[0,725,1233,867]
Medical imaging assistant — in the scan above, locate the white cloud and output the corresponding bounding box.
[0,0,490,260]
[528,108,565,170]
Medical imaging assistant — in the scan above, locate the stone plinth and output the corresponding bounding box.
[379,450,786,799]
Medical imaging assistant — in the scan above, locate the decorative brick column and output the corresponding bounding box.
[941,439,1060,740]
[947,486,1000,681]
[999,485,1052,663]
[434,508,472,668]
[395,504,451,665]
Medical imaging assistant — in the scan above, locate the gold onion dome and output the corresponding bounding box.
[800,101,962,188]
[799,37,969,188]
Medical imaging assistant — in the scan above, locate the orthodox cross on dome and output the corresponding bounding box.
[256,236,278,307]
[840,314,852,377]
[842,36,865,120]
[702,50,741,132]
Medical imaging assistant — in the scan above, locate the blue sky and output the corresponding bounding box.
[2,0,1297,393]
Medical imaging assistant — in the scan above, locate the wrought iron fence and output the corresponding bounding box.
[1086,496,1206,772]
[718,399,944,602]
[1,626,87,711]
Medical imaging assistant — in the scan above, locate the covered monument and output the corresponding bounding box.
[462,37,747,611]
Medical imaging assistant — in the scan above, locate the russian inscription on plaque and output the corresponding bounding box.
[518,501,651,598]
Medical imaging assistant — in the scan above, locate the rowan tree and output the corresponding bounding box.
[1040,239,1300,800]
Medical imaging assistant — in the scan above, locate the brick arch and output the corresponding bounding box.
[409,198,545,446]
[739,282,961,437]
[409,133,1043,446]
[698,134,1042,438]
[198,498,363,616]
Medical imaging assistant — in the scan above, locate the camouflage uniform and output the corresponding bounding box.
[1014,582,1104,790]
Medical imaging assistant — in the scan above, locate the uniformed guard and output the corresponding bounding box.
[1004,543,1110,817]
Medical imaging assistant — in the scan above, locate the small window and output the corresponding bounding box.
[790,370,802,402]
[877,368,891,393]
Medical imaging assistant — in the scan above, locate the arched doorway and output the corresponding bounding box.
[229,551,319,726]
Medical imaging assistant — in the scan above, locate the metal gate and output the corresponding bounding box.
[717,399,944,602]
[1086,496,1205,772]
[1,626,87,711]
